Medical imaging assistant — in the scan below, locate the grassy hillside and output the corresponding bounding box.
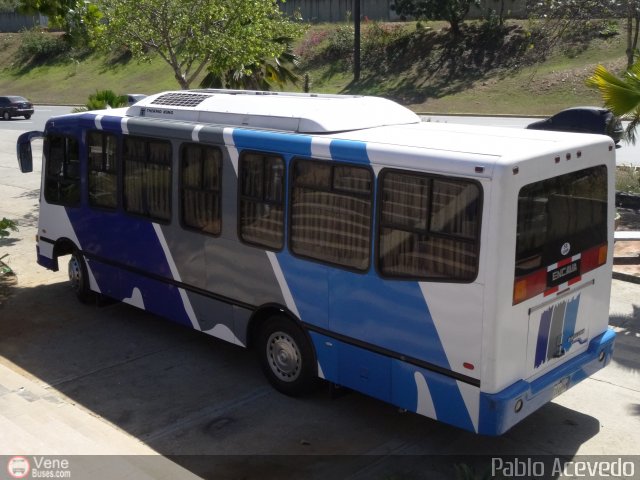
[0,33,182,104]
[0,19,627,114]
[295,20,626,114]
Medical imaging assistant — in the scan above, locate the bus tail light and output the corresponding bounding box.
[514,243,607,305]
[513,269,546,305]
[581,243,607,273]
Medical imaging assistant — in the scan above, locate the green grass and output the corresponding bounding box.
[0,52,183,104]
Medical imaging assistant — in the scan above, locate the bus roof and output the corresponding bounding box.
[61,90,614,179]
[333,120,611,158]
[126,90,421,134]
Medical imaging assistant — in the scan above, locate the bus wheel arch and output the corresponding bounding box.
[50,238,77,271]
[249,307,319,396]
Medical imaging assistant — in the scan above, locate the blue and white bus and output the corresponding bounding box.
[17,90,616,435]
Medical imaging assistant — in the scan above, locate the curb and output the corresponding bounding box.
[612,271,640,284]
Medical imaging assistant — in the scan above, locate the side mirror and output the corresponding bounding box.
[16,130,44,173]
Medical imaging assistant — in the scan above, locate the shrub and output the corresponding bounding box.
[361,21,408,71]
[616,166,640,195]
[294,29,330,59]
[16,29,70,65]
[323,24,355,61]
[0,218,17,239]
[72,90,128,113]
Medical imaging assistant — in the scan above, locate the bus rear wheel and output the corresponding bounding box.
[68,250,94,303]
[258,316,318,397]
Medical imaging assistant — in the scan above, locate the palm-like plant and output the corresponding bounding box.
[72,90,128,112]
[200,36,300,91]
[587,62,640,144]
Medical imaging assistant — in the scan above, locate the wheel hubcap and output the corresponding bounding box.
[267,332,301,382]
[68,256,82,293]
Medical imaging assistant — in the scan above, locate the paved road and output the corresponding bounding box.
[0,113,639,479]
[1,105,74,133]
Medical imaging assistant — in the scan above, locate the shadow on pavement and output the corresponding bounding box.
[0,278,607,479]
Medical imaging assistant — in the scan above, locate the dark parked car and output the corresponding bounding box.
[127,94,146,105]
[526,106,623,144]
[0,95,34,120]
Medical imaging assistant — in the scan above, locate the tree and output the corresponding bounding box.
[487,0,516,27]
[354,0,361,81]
[587,62,640,144]
[96,0,306,90]
[527,0,618,62]
[0,0,19,13]
[18,0,102,45]
[624,0,640,68]
[391,0,480,36]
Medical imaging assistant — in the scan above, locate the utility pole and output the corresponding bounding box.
[354,0,361,81]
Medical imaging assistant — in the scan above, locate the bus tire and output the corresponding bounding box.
[68,250,94,303]
[258,316,318,397]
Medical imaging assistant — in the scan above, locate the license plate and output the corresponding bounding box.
[552,377,570,398]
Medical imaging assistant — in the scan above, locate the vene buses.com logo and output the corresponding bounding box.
[7,456,30,479]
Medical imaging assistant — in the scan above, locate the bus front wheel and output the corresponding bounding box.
[68,251,93,303]
[258,316,318,397]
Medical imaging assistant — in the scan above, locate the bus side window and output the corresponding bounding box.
[238,152,285,250]
[378,170,481,282]
[87,131,118,209]
[289,159,373,271]
[44,135,80,207]
[123,136,172,222]
[181,143,222,236]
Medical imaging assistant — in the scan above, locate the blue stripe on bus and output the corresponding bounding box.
[330,273,452,367]
[66,208,194,328]
[310,331,475,432]
[231,129,314,157]
[561,295,581,352]
[535,307,552,368]
[424,370,474,430]
[329,139,370,165]
[546,300,566,362]
[329,272,475,429]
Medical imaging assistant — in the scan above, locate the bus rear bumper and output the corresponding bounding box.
[478,328,616,436]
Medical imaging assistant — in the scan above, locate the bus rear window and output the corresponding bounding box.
[515,165,608,283]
